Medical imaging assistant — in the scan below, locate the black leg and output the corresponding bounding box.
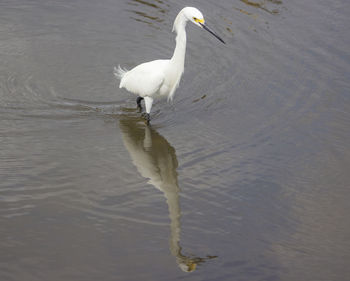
[141,112,151,124]
[136,96,144,112]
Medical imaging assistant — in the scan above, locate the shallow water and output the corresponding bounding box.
[1,0,350,280]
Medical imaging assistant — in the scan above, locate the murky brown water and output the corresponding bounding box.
[1,0,350,280]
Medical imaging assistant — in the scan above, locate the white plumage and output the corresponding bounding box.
[115,7,225,123]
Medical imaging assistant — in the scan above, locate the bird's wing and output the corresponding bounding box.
[120,60,167,97]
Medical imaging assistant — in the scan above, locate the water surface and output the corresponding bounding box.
[1,0,350,280]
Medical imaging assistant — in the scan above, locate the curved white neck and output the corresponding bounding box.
[171,15,187,66]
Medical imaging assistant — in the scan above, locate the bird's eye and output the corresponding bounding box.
[193,17,197,21]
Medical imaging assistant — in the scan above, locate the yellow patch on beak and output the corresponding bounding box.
[194,18,205,24]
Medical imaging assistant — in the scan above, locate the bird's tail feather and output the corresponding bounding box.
[114,65,128,80]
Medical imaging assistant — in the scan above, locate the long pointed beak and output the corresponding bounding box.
[199,22,225,44]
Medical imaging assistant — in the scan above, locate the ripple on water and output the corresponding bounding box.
[0,75,168,226]
[1,0,350,279]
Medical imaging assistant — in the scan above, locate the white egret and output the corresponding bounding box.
[115,7,225,123]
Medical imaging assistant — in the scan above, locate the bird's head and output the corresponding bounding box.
[183,7,205,28]
[182,7,225,44]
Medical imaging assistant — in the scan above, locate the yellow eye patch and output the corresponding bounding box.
[193,17,205,24]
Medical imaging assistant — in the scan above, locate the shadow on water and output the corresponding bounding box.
[119,117,217,272]
[239,0,283,14]
[126,0,170,26]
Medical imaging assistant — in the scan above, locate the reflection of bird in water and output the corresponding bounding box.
[119,118,216,272]
[115,7,225,123]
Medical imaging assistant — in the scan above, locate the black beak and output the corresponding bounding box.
[199,22,225,44]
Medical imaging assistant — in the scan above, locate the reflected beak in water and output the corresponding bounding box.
[199,22,225,44]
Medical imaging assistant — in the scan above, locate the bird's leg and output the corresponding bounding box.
[142,113,151,125]
[142,96,153,124]
[136,96,144,112]
[141,112,151,124]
